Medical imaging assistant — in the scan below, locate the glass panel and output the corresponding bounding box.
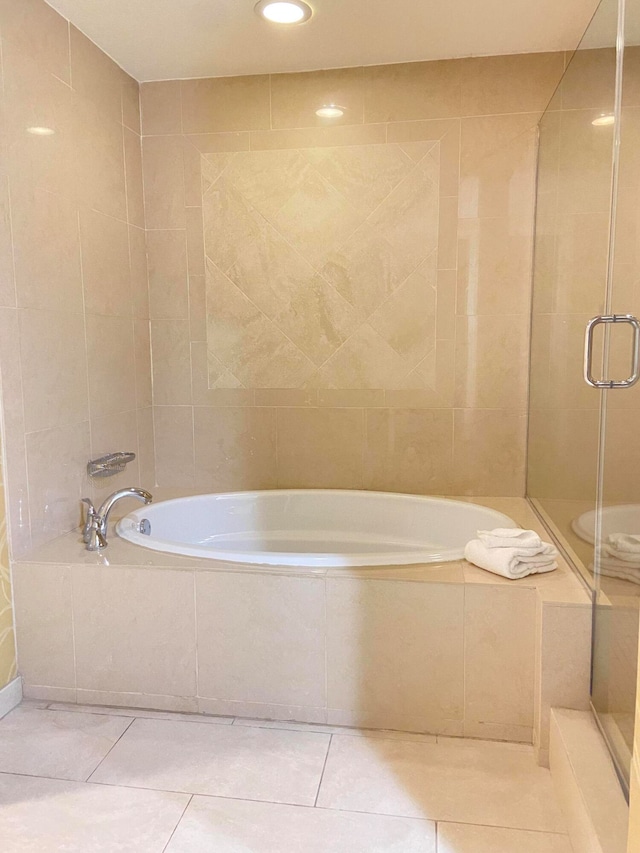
[592,0,640,792]
[527,0,619,590]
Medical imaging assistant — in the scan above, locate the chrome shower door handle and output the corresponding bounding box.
[584,314,640,388]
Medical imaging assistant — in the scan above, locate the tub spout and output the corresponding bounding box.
[83,488,153,550]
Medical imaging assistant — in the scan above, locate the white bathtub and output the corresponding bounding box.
[116,490,515,568]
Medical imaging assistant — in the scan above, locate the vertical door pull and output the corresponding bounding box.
[584,314,640,388]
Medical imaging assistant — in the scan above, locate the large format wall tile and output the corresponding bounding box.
[196,572,326,708]
[25,422,91,546]
[0,0,71,83]
[19,310,89,433]
[277,408,365,489]
[72,565,197,697]
[193,407,277,491]
[12,563,74,689]
[364,409,454,494]
[464,585,537,737]
[11,186,83,312]
[154,407,195,488]
[326,578,464,732]
[452,409,527,496]
[181,76,270,134]
[363,61,462,123]
[80,209,132,317]
[86,315,137,419]
[142,135,186,229]
[70,26,125,124]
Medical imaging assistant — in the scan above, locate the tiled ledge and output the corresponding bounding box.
[14,495,590,603]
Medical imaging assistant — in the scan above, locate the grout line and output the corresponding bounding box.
[38,703,234,725]
[69,568,78,694]
[313,733,332,807]
[161,793,193,852]
[435,818,571,837]
[84,716,136,782]
[192,570,199,702]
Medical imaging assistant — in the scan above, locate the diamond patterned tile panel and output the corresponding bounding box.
[204,142,442,390]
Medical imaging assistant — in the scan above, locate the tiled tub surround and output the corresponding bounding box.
[0,0,155,559]
[141,53,566,497]
[12,497,591,763]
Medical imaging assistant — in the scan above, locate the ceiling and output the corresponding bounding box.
[46,0,601,82]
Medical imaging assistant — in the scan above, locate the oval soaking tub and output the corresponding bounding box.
[116,490,516,569]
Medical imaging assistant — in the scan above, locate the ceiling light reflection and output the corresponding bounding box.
[592,114,615,127]
[27,126,55,136]
[315,105,345,119]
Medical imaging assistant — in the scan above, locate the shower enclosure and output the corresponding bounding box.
[528,0,640,794]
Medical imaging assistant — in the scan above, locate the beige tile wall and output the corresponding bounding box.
[141,52,565,497]
[0,0,154,556]
[0,437,16,689]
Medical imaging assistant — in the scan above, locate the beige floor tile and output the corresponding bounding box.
[316,736,566,831]
[0,707,132,781]
[0,773,188,853]
[91,717,330,805]
[46,702,234,725]
[437,822,573,852]
[166,796,436,852]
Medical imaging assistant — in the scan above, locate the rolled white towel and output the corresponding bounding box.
[464,539,558,580]
[606,533,640,554]
[477,528,543,550]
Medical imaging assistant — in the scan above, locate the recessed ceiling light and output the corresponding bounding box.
[592,113,615,126]
[315,105,345,119]
[255,0,312,24]
[26,126,55,136]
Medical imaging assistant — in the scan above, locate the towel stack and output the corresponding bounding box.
[464,528,559,580]
[598,533,640,585]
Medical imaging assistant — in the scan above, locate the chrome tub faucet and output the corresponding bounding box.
[82,488,153,551]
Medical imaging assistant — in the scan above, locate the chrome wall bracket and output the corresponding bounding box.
[87,452,136,478]
[584,314,640,389]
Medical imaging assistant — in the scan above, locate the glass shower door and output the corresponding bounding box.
[591,0,640,792]
[527,0,619,589]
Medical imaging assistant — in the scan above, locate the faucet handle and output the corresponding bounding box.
[81,498,96,544]
[85,517,107,552]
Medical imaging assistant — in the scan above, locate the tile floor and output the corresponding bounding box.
[0,701,574,851]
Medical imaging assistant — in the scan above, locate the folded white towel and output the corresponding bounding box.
[602,543,640,567]
[478,528,543,550]
[606,533,640,554]
[464,539,558,580]
[595,555,640,585]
